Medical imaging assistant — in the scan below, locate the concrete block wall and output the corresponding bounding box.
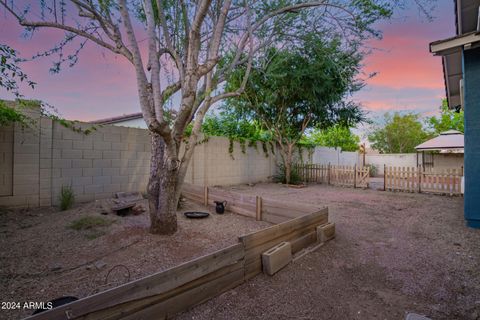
[183,137,276,186]
[0,107,42,207]
[0,115,277,208]
[49,123,150,205]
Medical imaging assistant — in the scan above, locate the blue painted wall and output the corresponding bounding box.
[463,46,480,228]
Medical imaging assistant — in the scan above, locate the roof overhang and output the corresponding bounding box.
[416,147,464,151]
[430,32,480,109]
[430,31,480,55]
[91,112,143,125]
[415,131,464,151]
[430,0,480,109]
[456,0,480,35]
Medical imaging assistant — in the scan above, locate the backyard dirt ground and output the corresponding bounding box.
[178,183,480,320]
[0,198,271,320]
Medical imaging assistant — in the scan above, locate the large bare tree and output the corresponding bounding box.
[0,0,426,234]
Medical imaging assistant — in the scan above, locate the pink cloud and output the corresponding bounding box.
[1,1,456,121]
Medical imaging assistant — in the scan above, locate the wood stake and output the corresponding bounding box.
[256,196,263,221]
[354,164,357,188]
[204,186,209,206]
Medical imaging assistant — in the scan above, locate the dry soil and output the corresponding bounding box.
[178,183,479,320]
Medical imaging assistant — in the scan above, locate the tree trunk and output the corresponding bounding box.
[147,133,180,235]
[284,144,294,185]
[285,161,291,185]
[279,143,294,185]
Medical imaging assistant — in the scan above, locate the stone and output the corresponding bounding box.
[405,313,431,320]
[262,241,292,276]
[49,263,62,272]
[132,203,146,215]
[94,261,107,270]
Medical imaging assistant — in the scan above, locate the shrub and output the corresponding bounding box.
[59,186,75,211]
[365,164,377,177]
[274,163,303,185]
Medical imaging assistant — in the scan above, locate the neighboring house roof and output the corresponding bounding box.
[430,0,480,109]
[91,112,143,125]
[415,130,464,151]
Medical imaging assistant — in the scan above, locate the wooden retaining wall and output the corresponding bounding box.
[182,183,324,224]
[26,186,333,320]
[240,209,329,280]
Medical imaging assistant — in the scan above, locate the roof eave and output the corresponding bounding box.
[91,112,143,125]
[430,31,480,55]
[416,146,464,151]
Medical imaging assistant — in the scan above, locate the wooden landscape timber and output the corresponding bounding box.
[239,208,329,280]
[25,185,335,320]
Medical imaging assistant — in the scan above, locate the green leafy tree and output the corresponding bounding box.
[225,36,366,184]
[306,125,360,152]
[2,0,431,234]
[201,111,270,143]
[426,99,464,135]
[368,112,430,153]
[0,45,37,127]
[199,110,272,156]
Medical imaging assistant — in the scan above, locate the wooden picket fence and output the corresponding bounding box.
[294,164,370,189]
[384,166,463,195]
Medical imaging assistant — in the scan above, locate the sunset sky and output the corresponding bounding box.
[0,1,455,123]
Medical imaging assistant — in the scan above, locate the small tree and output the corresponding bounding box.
[426,99,464,135]
[306,125,360,152]
[368,112,430,153]
[225,36,365,183]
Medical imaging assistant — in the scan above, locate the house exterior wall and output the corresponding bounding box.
[109,117,147,129]
[364,153,463,176]
[463,46,480,228]
[433,153,464,169]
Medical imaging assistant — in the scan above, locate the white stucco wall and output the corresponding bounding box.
[312,147,360,166]
[111,118,148,129]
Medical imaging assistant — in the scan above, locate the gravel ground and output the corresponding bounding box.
[0,198,271,320]
[178,183,480,320]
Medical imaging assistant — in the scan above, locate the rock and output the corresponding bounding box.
[49,263,62,272]
[470,311,479,320]
[132,203,146,215]
[100,201,112,215]
[94,261,107,270]
[115,191,143,202]
[405,313,431,320]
